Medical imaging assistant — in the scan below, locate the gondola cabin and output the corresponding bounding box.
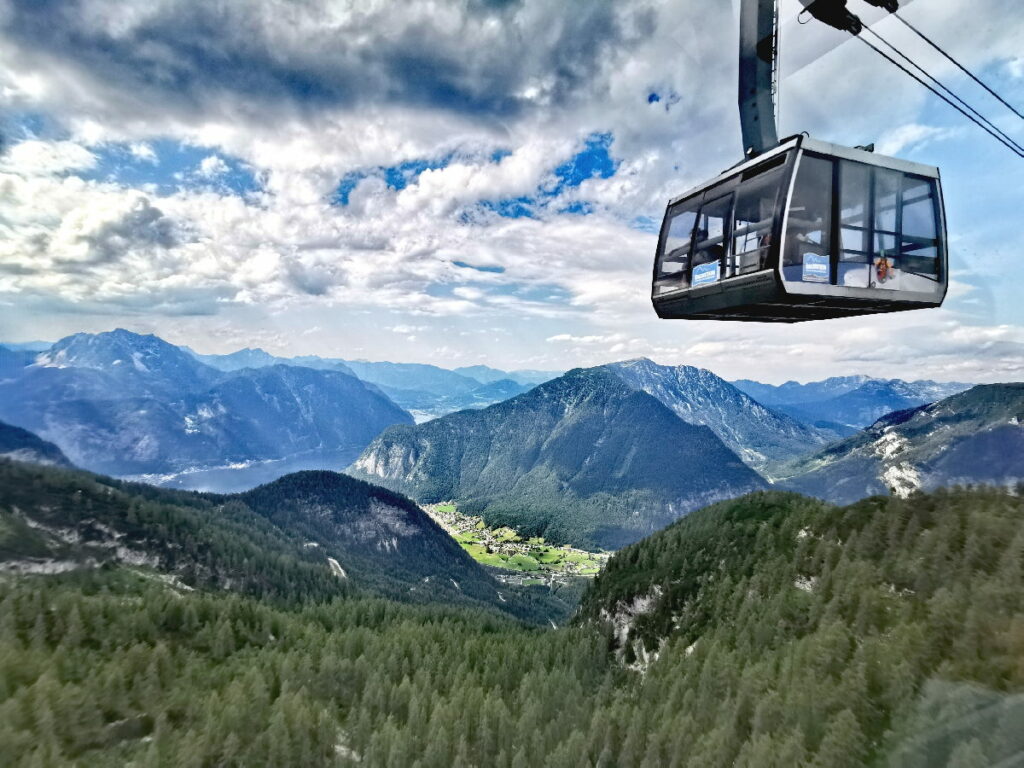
[652,135,947,322]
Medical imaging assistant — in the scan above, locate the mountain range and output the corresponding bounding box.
[0,330,412,478]
[349,367,766,549]
[189,347,557,421]
[733,375,971,431]
[775,383,1024,503]
[2,329,1014,532]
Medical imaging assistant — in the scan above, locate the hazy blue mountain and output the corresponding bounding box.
[507,369,562,386]
[734,375,971,429]
[0,345,36,380]
[732,375,874,405]
[187,346,282,371]
[186,346,551,409]
[0,331,412,478]
[187,346,357,377]
[454,364,513,385]
[0,421,72,467]
[37,329,218,396]
[349,367,765,549]
[454,365,559,387]
[606,358,829,470]
[341,360,481,397]
[775,383,1024,504]
[380,378,534,422]
[0,340,52,352]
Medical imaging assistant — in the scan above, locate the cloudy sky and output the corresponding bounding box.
[0,0,1021,383]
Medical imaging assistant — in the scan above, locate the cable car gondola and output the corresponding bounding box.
[653,0,949,322]
[653,134,947,322]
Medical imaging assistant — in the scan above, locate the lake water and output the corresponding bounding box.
[122,447,364,494]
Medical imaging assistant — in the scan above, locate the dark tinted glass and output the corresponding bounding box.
[691,195,732,287]
[655,198,699,293]
[732,163,784,276]
[783,155,833,284]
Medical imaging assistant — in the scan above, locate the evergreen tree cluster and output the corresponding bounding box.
[0,570,615,766]
[579,488,1024,766]
[1,484,1022,765]
[0,460,573,625]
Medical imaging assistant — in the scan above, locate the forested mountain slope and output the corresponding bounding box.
[0,459,344,601]
[3,486,1022,766]
[0,460,565,621]
[774,383,1024,503]
[239,471,506,606]
[577,487,1024,766]
[0,421,72,467]
[350,367,765,549]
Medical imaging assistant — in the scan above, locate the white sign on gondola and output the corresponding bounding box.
[692,262,720,286]
[802,253,829,283]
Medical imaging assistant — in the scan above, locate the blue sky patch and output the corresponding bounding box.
[453,260,506,274]
[559,201,593,215]
[333,153,456,205]
[2,112,57,145]
[481,196,536,219]
[480,132,618,219]
[630,215,660,233]
[550,132,616,193]
[79,140,261,197]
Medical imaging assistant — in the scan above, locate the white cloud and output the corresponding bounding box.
[0,140,96,175]
[0,0,1021,381]
[198,154,228,177]
[129,142,157,163]
[875,124,955,156]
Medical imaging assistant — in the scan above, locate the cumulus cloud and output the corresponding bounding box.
[0,0,1021,381]
[129,142,157,163]
[875,124,956,156]
[0,139,96,175]
[197,154,228,177]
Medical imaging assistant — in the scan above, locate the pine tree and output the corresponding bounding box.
[812,709,866,768]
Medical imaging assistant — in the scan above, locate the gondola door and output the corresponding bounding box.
[690,195,733,289]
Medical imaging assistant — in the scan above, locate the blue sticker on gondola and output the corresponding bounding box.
[692,261,720,286]
[802,253,829,283]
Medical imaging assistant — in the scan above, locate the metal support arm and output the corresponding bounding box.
[738,0,780,157]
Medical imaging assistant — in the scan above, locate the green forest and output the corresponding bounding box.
[2,478,1023,766]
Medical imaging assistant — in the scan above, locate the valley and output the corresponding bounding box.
[423,502,609,584]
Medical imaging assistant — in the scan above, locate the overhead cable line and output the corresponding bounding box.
[892,12,1024,123]
[860,25,1024,157]
[853,32,1024,158]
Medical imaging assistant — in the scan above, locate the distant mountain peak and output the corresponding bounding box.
[350,364,765,549]
[605,358,831,470]
[34,329,216,395]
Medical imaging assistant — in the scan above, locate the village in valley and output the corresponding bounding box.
[423,503,609,587]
